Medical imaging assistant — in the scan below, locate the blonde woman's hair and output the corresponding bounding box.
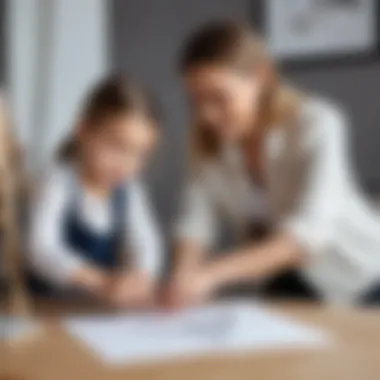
[180,21,302,164]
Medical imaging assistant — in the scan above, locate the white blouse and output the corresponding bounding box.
[29,164,163,287]
[175,98,380,304]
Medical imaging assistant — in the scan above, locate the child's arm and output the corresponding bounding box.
[29,166,109,293]
[126,181,163,280]
[110,181,163,307]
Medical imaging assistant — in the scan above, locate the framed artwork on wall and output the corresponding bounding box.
[252,0,380,69]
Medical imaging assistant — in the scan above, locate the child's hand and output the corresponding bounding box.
[72,266,110,295]
[163,268,216,310]
[109,271,154,309]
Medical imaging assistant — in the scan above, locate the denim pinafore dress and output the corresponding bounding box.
[29,179,127,295]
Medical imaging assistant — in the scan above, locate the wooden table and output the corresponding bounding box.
[3,299,380,380]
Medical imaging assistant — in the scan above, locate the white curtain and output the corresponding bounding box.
[7,0,109,175]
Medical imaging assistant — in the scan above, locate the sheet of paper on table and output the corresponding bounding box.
[64,301,331,365]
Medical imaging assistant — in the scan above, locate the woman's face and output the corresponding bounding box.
[185,64,264,143]
[80,113,157,187]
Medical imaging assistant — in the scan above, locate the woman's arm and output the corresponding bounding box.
[165,232,303,308]
[204,232,303,289]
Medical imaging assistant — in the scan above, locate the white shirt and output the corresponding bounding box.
[175,98,380,304]
[29,164,163,287]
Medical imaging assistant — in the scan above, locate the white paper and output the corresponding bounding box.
[64,301,331,365]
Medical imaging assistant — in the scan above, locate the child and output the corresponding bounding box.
[28,75,163,308]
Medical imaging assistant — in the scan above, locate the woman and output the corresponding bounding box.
[168,21,380,306]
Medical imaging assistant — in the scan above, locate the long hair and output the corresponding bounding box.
[180,21,302,164]
[58,74,160,161]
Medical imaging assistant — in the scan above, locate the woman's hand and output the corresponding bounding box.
[163,267,217,310]
[109,271,155,309]
[163,233,302,308]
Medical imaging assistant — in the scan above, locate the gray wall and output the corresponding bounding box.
[0,0,6,83]
[111,0,252,231]
[288,63,380,188]
[111,0,380,230]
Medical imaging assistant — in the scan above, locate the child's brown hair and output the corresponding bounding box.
[58,74,160,161]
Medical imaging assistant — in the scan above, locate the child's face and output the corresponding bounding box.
[80,113,157,187]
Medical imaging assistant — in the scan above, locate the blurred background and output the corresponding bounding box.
[3,0,380,237]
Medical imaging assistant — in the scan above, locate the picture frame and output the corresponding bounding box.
[251,0,380,70]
